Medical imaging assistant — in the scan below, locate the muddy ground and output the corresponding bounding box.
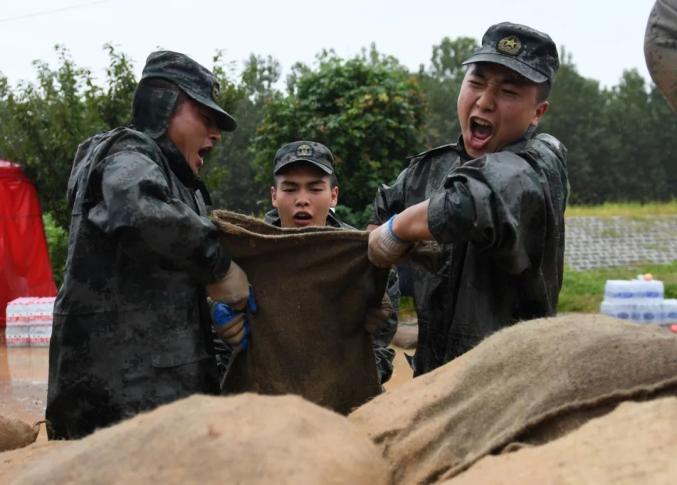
[0,332,415,428]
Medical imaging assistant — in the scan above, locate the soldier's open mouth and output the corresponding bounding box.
[294,212,312,220]
[470,117,493,140]
[198,147,211,158]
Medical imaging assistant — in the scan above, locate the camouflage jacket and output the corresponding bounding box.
[264,209,399,385]
[46,128,230,439]
[369,131,568,376]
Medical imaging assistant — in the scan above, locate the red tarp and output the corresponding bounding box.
[0,160,57,327]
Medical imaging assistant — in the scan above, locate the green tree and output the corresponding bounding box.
[538,50,609,204]
[252,46,425,227]
[418,37,479,147]
[201,54,281,215]
[0,45,136,229]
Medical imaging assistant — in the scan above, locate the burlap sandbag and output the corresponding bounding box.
[445,397,677,485]
[212,211,388,414]
[0,441,67,483]
[12,394,390,485]
[0,416,39,452]
[349,314,677,484]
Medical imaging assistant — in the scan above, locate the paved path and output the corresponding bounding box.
[565,216,677,270]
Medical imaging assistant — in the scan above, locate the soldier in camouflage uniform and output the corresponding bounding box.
[263,141,399,386]
[46,51,251,439]
[367,23,569,376]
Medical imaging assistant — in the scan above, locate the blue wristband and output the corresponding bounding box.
[387,215,407,244]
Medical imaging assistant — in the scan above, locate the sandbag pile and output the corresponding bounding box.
[0,416,39,452]
[10,393,390,485]
[349,314,677,483]
[212,210,389,414]
[445,397,677,485]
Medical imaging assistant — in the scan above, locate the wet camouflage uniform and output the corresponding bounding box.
[644,0,677,110]
[46,52,237,439]
[264,208,399,385]
[369,23,569,376]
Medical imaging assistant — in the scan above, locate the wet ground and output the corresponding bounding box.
[0,328,416,426]
[0,344,49,424]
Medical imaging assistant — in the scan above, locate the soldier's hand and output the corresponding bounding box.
[364,293,394,335]
[207,261,250,310]
[210,291,257,350]
[368,215,412,268]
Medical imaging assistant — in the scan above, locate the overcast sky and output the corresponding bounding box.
[0,0,657,90]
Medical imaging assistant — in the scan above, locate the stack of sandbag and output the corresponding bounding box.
[212,210,389,414]
[446,397,677,485]
[349,314,677,483]
[10,393,390,485]
[0,416,39,452]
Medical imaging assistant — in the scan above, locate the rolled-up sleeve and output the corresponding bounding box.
[427,152,550,274]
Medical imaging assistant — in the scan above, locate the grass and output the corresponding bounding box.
[395,201,677,318]
[397,261,677,317]
[566,200,677,218]
[559,261,677,313]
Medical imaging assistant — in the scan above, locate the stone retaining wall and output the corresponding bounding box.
[565,216,677,270]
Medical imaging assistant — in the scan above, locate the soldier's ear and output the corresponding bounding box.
[330,186,339,208]
[531,100,549,126]
[271,186,278,208]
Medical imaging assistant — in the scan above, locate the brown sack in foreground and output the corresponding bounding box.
[212,211,388,414]
[0,416,39,452]
[0,441,67,483]
[349,314,677,484]
[12,394,391,485]
[445,397,677,485]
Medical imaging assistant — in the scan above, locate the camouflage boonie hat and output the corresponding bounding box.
[141,50,237,131]
[273,141,335,175]
[463,22,559,84]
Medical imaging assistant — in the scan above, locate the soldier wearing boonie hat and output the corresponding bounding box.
[366,22,569,376]
[47,50,253,439]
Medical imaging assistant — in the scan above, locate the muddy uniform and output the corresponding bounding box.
[46,128,229,439]
[264,209,399,385]
[369,131,568,376]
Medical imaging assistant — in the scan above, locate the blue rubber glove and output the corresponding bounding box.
[211,288,257,350]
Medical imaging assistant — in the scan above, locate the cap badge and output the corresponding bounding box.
[296,144,313,157]
[211,83,220,100]
[497,36,522,56]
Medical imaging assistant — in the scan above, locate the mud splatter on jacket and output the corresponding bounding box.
[369,131,568,376]
[46,128,230,439]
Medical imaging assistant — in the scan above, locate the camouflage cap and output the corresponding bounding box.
[272,141,335,175]
[141,50,237,131]
[463,22,559,84]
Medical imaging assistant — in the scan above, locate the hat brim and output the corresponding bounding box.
[184,91,238,132]
[273,158,334,175]
[462,52,549,84]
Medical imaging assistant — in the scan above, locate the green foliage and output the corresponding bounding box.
[42,212,68,288]
[418,37,478,147]
[566,200,677,217]
[0,45,136,228]
[200,53,281,215]
[252,46,425,226]
[559,261,677,313]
